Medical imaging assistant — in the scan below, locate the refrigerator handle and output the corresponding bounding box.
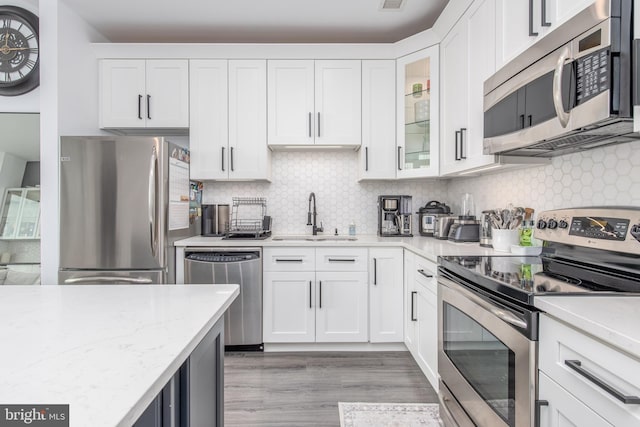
[149,145,159,257]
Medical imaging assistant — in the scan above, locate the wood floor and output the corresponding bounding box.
[224,351,438,426]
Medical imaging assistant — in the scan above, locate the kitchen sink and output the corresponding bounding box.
[271,235,358,241]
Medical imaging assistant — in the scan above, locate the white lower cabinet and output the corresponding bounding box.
[263,247,368,344]
[263,271,315,343]
[538,314,640,427]
[538,371,613,427]
[404,250,439,390]
[315,271,368,342]
[369,248,404,343]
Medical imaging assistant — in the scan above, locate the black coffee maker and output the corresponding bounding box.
[378,195,413,237]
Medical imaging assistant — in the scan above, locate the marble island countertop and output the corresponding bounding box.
[0,284,239,427]
[535,296,640,359]
[175,234,503,262]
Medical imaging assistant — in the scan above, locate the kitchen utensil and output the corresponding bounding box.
[479,210,493,247]
[448,219,480,243]
[460,193,475,219]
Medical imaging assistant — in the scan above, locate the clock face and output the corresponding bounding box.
[0,6,39,96]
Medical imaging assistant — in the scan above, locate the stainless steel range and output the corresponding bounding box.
[437,207,640,427]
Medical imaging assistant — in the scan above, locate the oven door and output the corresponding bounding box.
[438,274,537,427]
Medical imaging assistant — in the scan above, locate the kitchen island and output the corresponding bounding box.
[0,284,239,427]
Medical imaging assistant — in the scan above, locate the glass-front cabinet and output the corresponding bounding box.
[396,46,440,178]
[0,188,40,239]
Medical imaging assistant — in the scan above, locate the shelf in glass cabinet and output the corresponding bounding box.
[405,120,430,134]
[405,89,430,99]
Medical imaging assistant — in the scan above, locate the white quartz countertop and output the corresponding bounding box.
[535,296,640,359]
[0,284,239,427]
[175,234,502,262]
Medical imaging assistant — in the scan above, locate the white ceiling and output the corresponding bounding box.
[0,113,40,161]
[61,0,450,43]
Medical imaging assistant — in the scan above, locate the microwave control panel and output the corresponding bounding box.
[575,48,609,105]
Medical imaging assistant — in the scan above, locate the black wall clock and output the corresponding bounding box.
[0,5,39,96]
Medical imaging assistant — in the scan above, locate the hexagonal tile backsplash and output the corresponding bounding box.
[203,141,640,234]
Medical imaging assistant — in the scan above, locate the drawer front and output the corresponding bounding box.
[263,247,315,272]
[538,371,613,427]
[415,255,437,295]
[539,315,640,426]
[315,247,368,272]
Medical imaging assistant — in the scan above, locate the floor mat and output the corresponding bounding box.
[339,402,441,427]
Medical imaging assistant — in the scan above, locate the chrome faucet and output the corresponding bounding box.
[307,192,323,235]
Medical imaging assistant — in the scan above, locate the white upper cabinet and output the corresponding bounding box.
[314,60,361,146]
[189,60,228,181]
[496,0,597,68]
[359,60,397,180]
[396,46,440,178]
[99,59,189,129]
[189,59,270,181]
[441,0,498,176]
[228,60,270,180]
[267,60,361,147]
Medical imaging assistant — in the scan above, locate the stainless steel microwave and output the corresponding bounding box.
[483,0,639,157]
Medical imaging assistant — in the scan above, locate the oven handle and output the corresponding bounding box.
[439,276,528,330]
[553,45,571,128]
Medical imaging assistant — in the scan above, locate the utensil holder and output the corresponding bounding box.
[492,229,520,252]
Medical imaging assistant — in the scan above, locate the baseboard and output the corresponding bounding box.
[264,342,408,352]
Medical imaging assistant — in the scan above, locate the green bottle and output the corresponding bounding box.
[519,220,533,246]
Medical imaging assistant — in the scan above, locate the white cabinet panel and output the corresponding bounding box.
[267,60,315,145]
[189,60,228,181]
[315,247,367,272]
[314,60,361,146]
[263,247,315,272]
[315,271,368,343]
[228,60,270,180]
[99,59,189,129]
[360,60,397,180]
[145,60,189,128]
[190,60,269,181]
[416,282,438,388]
[496,0,538,67]
[100,59,146,128]
[538,372,613,427]
[404,250,417,352]
[369,248,404,343]
[263,271,316,343]
[267,60,361,147]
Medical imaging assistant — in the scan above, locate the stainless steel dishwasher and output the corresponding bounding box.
[184,247,262,351]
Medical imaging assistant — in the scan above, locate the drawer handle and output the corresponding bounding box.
[564,360,640,404]
[535,400,548,427]
[328,258,356,262]
[410,291,417,321]
[417,269,434,279]
[275,258,303,263]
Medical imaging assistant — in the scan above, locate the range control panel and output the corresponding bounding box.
[535,208,640,254]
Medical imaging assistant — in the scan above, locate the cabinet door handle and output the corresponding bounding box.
[275,258,303,263]
[317,112,321,137]
[365,147,369,171]
[417,269,434,279]
[534,400,548,427]
[529,0,538,36]
[221,147,225,171]
[455,130,461,161]
[309,280,312,308]
[528,115,533,127]
[564,360,640,404]
[146,94,151,120]
[460,128,467,159]
[397,146,402,170]
[308,112,312,138]
[319,280,322,309]
[541,0,551,27]
[410,291,417,321]
[230,147,234,172]
[138,94,143,120]
[373,258,377,285]
[328,258,356,262]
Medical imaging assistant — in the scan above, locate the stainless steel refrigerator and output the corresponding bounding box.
[59,136,195,284]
